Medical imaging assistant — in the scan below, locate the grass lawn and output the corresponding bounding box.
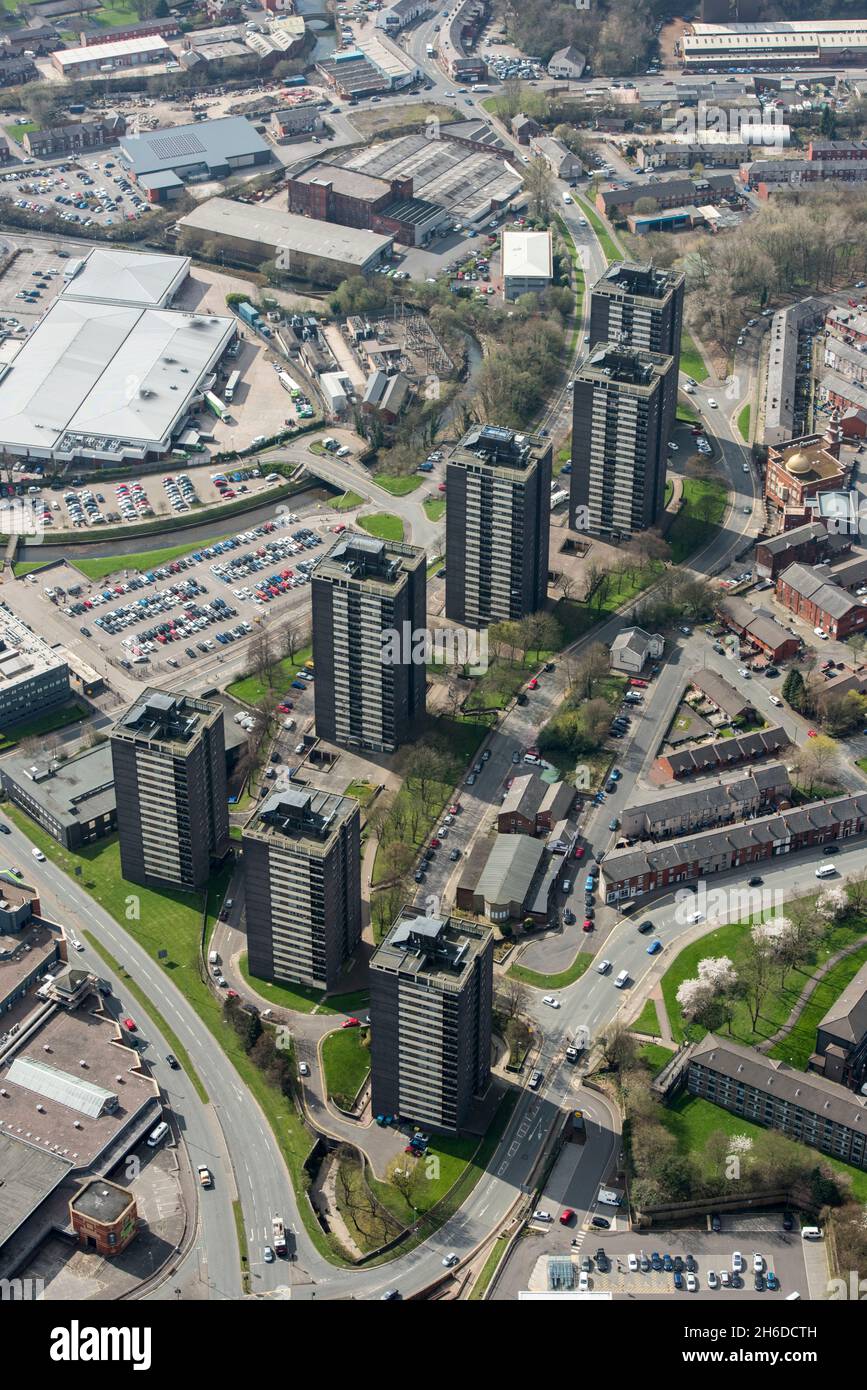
[469,1235,509,1299]
[639,1042,674,1074]
[464,657,535,712]
[662,1092,867,1203]
[350,102,460,138]
[676,399,700,424]
[238,953,367,1015]
[374,473,423,496]
[358,513,405,542]
[0,702,87,752]
[74,535,233,583]
[5,121,39,143]
[679,329,709,383]
[631,998,662,1036]
[344,779,377,808]
[667,476,728,565]
[321,1026,371,1107]
[93,0,139,23]
[553,564,662,640]
[423,497,446,521]
[508,948,592,990]
[426,555,445,579]
[556,439,572,475]
[769,941,867,1069]
[575,195,622,264]
[226,644,312,705]
[333,491,363,512]
[660,911,867,1048]
[12,560,52,578]
[737,402,752,442]
[3,806,353,1265]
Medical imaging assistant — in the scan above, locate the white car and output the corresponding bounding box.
[742,463,750,472]
[533,1209,553,1222]
[770,695,783,707]
[31,847,46,862]
[299,1062,310,1077]
[686,1273,698,1292]
[753,1252,763,1273]
[732,1250,744,1273]
[263,1245,275,1263]
[628,1253,639,1272]
[578,1271,590,1292]
[738,667,751,678]
[707,1270,719,1290]
[720,1268,731,1287]
[542,995,561,1009]
[707,397,718,408]
[597,959,612,974]
[442,1252,459,1267]
[685,910,703,924]
[668,441,678,451]
[814,627,829,639]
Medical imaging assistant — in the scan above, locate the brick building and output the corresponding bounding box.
[69,1180,138,1257]
[620,763,790,841]
[286,162,444,245]
[24,114,125,160]
[764,427,846,523]
[717,597,801,663]
[649,726,790,786]
[755,520,852,580]
[776,561,867,640]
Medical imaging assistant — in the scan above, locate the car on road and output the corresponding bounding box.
[563,908,575,924]
[533,1209,553,1222]
[707,397,718,407]
[263,1246,275,1263]
[442,1253,459,1267]
[165,1054,180,1069]
[31,847,46,861]
[342,1016,361,1028]
[646,939,663,955]
[637,919,654,934]
[123,1017,137,1031]
[685,910,703,924]
[299,1062,310,1077]
[528,1069,542,1090]
[782,1211,794,1232]
[597,959,611,974]
[542,995,560,1009]
[608,817,618,831]
[560,1208,575,1225]
[0,825,9,835]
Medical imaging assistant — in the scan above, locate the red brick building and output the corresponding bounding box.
[286,163,444,245]
[776,561,867,639]
[79,15,180,43]
[69,1180,138,1257]
[764,424,846,523]
[755,519,852,580]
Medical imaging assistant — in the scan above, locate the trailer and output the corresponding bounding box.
[272,1215,287,1256]
[204,390,227,420]
[224,369,240,403]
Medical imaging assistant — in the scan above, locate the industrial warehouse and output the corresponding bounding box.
[333,132,524,225]
[177,196,394,284]
[0,257,235,463]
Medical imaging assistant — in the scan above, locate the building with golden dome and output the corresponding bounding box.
[765,420,846,524]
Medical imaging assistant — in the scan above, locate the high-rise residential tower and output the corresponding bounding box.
[588,261,685,358]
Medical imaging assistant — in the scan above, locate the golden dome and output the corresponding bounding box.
[785,450,811,476]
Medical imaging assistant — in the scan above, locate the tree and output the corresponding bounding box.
[387,1155,425,1212]
[794,733,839,794]
[741,938,775,1030]
[524,155,555,222]
[599,1021,637,1071]
[633,197,659,215]
[782,667,806,710]
[495,977,530,1023]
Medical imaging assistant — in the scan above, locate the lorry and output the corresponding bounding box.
[272,1215,287,1256]
[224,369,240,403]
[426,42,435,56]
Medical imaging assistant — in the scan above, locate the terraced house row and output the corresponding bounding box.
[601,793,867,902]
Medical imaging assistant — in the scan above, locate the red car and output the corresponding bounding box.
[123,1017,137,1032]
[574,846,585,859]
[629,678,648,688]
[226,989,239,999]
[528,678,539,690]
[342,1016,360,1029]
[560,1208,576,1226]
[582,919,593,932]
[808,729,818,738]
[430,837,441,848]
[449,803,461,815]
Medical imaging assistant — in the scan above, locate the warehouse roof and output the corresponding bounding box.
[177,196,393,268]
[0,300,234,454]
[476,834,546,906]
[120,116,270,177]
[502,229,552,281]
[52,33,169,66]
[60,248,189,308]
[2,743,115,831]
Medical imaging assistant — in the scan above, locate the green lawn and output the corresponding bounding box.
[575,195,622,264]
[333,491,363,512]
[358,513,405,542]
[469,1235,508,1300]
[5,121,39,144]
[73,535,233,583]
[679,330,710,383]
[662,1092,867,1203]
[663,479,674,508]
[631,998,661,1036]
[12,560,52,578]
[737,403,752,442]
[667,475,728,565]
[660,910,867,1049]
[93,0,139,23]
[374,473,423,496]
[553,564,662,640]
[344,779,377,808]
[423,497,446,521]
[226,644,312,706]
[676,399,700,424]
[0,702,87,752]
[321,1027,371,1107]
[464,657,536,712]
[508,949,592,990]
[639,1042,674,1074]
[2,805,354,1266]
[769,941,867,1069]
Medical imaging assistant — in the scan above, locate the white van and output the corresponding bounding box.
[815,863,837,879]
[208,950,220,966]
[801,1226,822,1240]
[147,1121,169,1148]
[614,970,629,989]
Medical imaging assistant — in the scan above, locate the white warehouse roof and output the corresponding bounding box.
[0,300,234,458]
[51,34,169,67]
[60,248,190,308]
[502,230,553,281]
[177,196,393,268]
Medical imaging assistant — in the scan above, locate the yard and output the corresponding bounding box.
[667,476,728,565]
[553,564,663,640]
[358,513,405,542]
[226,644,313,705]
[768,941,867,1070]
[333,491,364,512]
[423,497,446,521]
[374,473,423,497]
[679,330,710,383]
[321,1026,371,1109]
[737,403,752,442]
